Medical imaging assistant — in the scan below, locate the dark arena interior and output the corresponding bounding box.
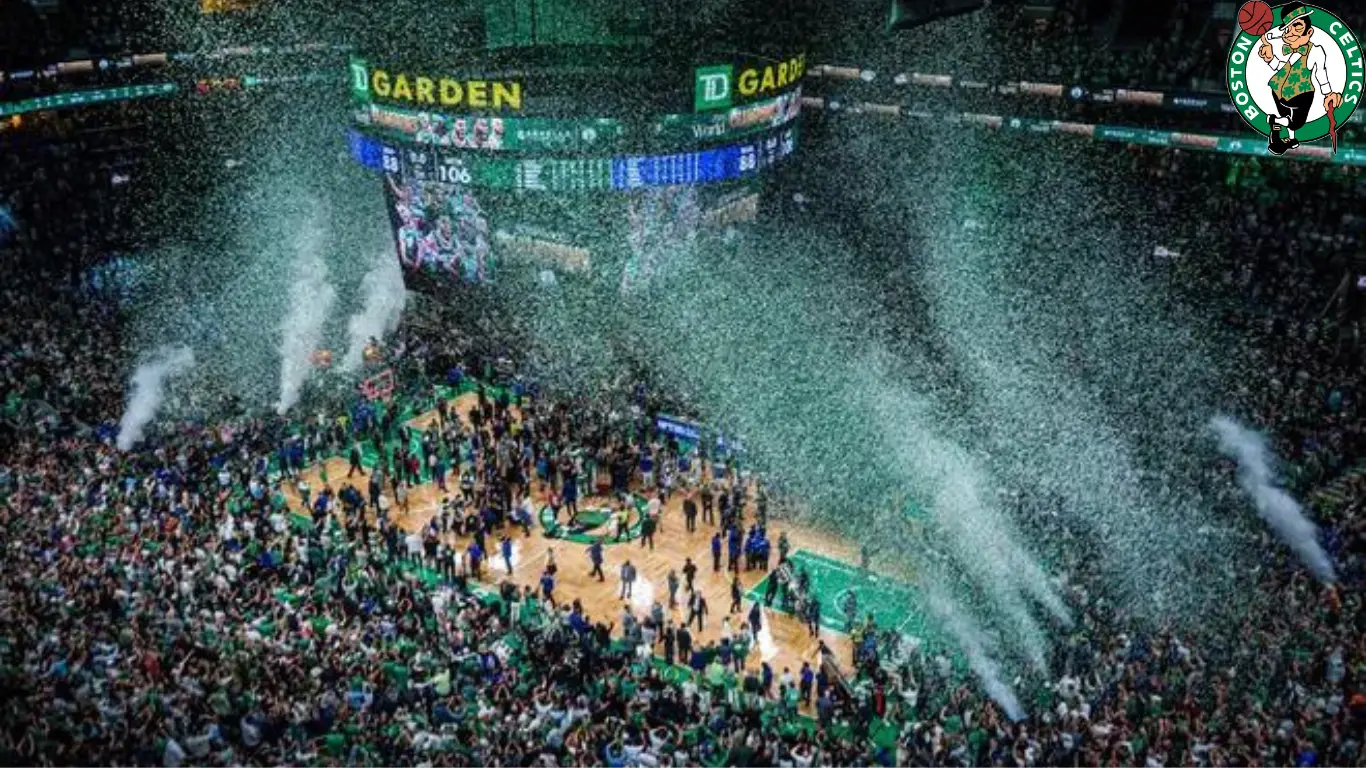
[2,0,1366,765]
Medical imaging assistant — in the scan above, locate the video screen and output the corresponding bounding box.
[361,106,513,150]
[383,173,494,287]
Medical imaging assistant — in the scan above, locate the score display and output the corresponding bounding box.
[351,127,798,191]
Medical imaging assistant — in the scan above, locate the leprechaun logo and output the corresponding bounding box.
[538,496,647,544]
[1228,2,1362,156]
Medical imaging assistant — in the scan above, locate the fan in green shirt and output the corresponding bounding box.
[430,670,452,696]
[209,690,232,718]
[323,732,346,757]
[968,727,988,756]
[700,745,729,767]
[383,660,410,690]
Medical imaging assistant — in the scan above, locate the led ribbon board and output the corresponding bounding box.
[354,87,802,151]
[349,127,799,190]
[0,83,178,117]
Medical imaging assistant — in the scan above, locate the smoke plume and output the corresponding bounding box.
[276,221,336,415]
[1210,414,1335,582]
[117,345,196,450]
[341,256,407,373]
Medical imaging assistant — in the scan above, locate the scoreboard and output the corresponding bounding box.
[352,127,798,192]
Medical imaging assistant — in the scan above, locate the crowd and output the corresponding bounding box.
[1124,146,1366,495]
[0,102,159,283]
[3,56,1366,768]
[0,320,903,765]
[1002,1,1366,92]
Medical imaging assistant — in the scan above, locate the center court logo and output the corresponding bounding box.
[539,503,643,543]
[1227,2,1362,156]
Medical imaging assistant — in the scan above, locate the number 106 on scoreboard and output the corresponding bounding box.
[438,161,472,185]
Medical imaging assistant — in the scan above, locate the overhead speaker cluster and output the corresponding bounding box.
[888,0,987,30]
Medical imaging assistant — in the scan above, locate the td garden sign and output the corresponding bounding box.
[695,53,807,112]
[351,55,805,116]
[350,58,524,112]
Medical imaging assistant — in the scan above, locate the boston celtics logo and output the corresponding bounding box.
[538,495,647,544]
[1228,2,1361,156]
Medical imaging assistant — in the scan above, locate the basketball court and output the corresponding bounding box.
[278,385,947,683]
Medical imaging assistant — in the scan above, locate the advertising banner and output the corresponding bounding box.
[658,87,802,143]
[355,103,625,151]
[200,0,261,12]
[0,83,177,117]
[353,87,802,152]
[869,109,1366,167]
[656,414,702,443]
[608,127,796,189]
[492,229,592,273]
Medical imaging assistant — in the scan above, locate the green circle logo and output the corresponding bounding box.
[538,495,648,544]
[1227,2,1362,154]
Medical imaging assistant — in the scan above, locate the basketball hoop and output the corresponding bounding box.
[359,368,395,402]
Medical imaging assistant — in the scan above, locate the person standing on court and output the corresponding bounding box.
[683,557,698,592]
[683,493,698,532]
[663,622,677,665]
[711,532,722,572]
[540,567,557,608]
[511,496,533,537]
[640,512,656,550]
[700,482,714,525]
[348,441,365,478]
[501,534,513,576]
[368,468,383,512]
[666,569,681,609]
[467,539,483,580]
[688,589,709,631]
[588,538,605,582]
[806,598,821,638]
[677,623,693,664]
[647,492,663,534]
[620,559,637,599]
[730,576,744,614]
[727,525,742,573]
[562,466,580,524]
